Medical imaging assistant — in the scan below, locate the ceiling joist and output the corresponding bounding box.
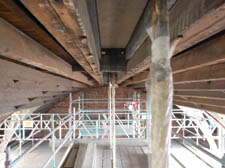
[174,81,225,91]
[174,96,225,108]
[118,0,225,84]
[174,91,225,100]
[0,91,70,103]
[0,0,78,65]
[174,100,225,115]
[20,0,103,84]
[123,30,225,86]
[0,95,66,116]
[0,18,94,86]
[131,80,225,92]
[0,59,87,92]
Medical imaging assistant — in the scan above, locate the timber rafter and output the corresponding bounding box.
[117,0,225,84]
[20,0,103,84]
[0,18,95,86]
[123,30,225,86]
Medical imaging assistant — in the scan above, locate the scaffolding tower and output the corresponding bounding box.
[0,89,224,167]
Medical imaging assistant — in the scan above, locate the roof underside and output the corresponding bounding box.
[97,0,148,48]
[0,0,225,120]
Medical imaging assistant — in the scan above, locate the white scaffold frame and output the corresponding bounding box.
[0,92,224,167]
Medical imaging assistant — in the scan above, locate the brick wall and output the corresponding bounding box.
[34,86,146,138]
[48,86,146,114]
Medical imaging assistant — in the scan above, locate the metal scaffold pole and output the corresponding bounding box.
[51,114,55,168]
[137,93,141,138]
[19,115,22,155]
[145,79,151,147]
[69,93,72,140]
[78,96,81,138]
[112,81,116,168]
[109,82,112,148]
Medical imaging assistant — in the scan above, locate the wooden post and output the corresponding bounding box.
[149,0,172,168]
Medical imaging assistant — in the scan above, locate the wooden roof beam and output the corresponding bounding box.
[173,100,225,115]
[0,91,70,103]
[131,80,225,91]
[173,63,225,84]
[0,0,77,65]
[123,30,225,86]
[118,0,225,84]
[0,95,66,116]
[20,0,103,84]
[125,62,225,86]
[0,59,87,92]
[0,18,94,86]
[74,0,101,64]
[174,91,225,100]
[174,81,225,91]
[123,71,149,86]
[174,96,225,108]
[172,31,225,75]
[0,95,64,107]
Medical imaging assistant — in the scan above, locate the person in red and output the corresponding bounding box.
[124,101,139,119]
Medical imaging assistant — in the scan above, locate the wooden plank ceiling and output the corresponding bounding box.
[97,0,148,48]
[0,0,225,119]
[0,0,95,119]
[118,0,225,114]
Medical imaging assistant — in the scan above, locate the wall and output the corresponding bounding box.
[34,86,146,138]
[48,86,146,114]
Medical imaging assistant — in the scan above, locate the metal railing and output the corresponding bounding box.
[0,95,224,167]
[74,112,147,139]
[171,108,224,156]
[2,115,73,168]
[0,110,222,148]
